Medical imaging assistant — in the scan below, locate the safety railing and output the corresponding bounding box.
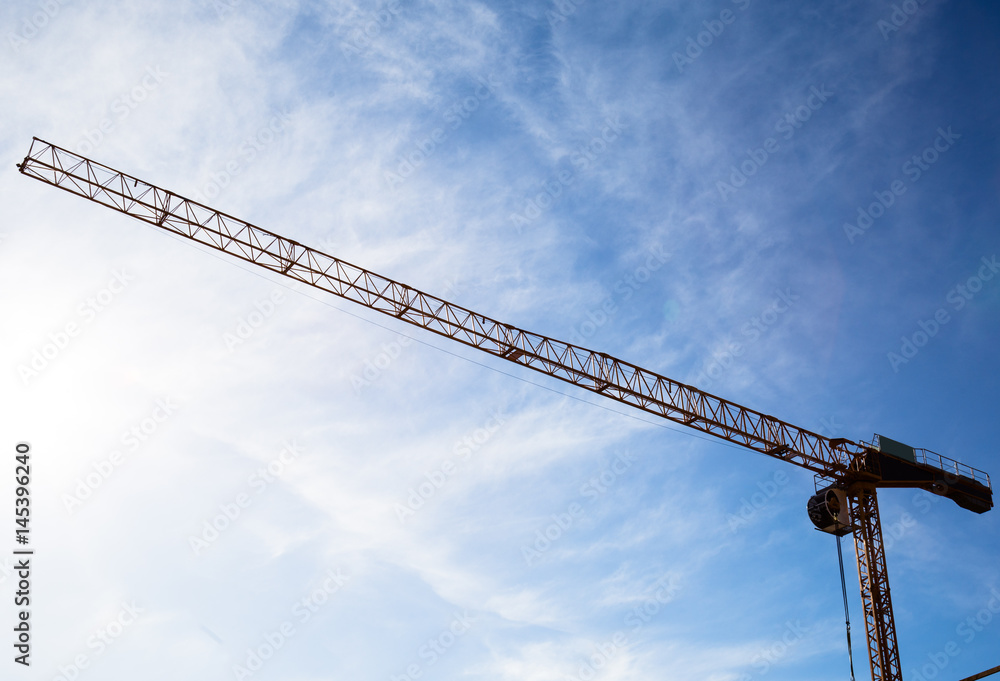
[914,448,992,490]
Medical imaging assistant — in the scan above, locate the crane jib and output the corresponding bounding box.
[17,137,858,477]
[17,137,994,509]
[17,136,994,681]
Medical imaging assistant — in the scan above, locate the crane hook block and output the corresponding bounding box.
[807,487,852,536]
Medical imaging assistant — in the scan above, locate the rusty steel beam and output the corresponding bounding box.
[959,664,1000,681]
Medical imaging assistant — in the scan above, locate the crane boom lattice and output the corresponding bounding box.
[17,138,856,475]
[18,137,994,681]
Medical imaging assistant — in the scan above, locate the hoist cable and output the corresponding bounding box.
[836,534,857,681]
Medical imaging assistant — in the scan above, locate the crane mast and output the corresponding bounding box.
[18,138,993,681]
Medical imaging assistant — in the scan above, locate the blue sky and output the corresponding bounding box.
[1,1,999,680]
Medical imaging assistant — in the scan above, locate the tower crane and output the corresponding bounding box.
[18,138,994,681]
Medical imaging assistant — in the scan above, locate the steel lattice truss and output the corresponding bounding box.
[850,487,902,681]
[20,137,992,681]
[18,138,861,477]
